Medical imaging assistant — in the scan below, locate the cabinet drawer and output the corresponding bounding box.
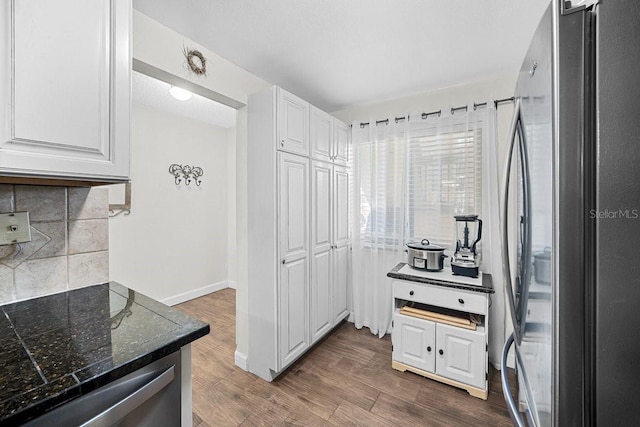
[392,280,487,315]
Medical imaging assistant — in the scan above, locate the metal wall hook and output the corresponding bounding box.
[169,164,204,186]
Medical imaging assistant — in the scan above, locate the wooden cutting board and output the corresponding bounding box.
[399,306,477,331]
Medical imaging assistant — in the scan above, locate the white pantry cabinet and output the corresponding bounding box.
[0,0,131,182]
[248,86,350,381]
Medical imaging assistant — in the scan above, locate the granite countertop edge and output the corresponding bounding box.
[7,329,210,426]
[0,282,210,425]
[387,263,495,294]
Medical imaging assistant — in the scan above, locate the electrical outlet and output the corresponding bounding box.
[0,212,31,246]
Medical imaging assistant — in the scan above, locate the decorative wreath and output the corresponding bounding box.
[183,46,207,77]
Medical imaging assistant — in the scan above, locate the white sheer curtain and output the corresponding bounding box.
[477,105,506,366]
[350,104,501,347]
[351,119,407,337]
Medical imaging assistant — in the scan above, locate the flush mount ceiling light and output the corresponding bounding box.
[169,86,192,101]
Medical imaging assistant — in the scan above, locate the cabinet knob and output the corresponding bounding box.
[438,349,444,356]
[281,140,285,146]
[282,259,286,264]
[427,346,432,352]
[458,298,465,305]
[409,290,414,296]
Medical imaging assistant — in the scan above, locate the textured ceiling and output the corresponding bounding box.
[132,71,236,128]
[133,0,550,112]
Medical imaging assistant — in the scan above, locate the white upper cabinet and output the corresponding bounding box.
[334,120,350,165]
[277,88,309,156]
[310,106,349,166]
[310,106,334,162]
[0,0,131,182]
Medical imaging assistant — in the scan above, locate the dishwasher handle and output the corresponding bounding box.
[501,333,525,427]
[81,365,175,427]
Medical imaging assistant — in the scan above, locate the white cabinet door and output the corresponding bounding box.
[332,244,349,323]
[333,166,349,247]
[334,120,350,165]
[278,152,310,368]
[0,0,130,181]
[279,153,309,263]
[310,107,333,162]
[279,257,309,368]
[277,88,309,156]
[435,323,485,389]
[392,312,436,373]
[332,165,349,323]
[310,161,332,342]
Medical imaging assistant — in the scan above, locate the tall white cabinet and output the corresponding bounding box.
[0,0,131,182]
[248,86,350,381]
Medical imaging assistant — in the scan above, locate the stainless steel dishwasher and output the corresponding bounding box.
[26,351,182,427]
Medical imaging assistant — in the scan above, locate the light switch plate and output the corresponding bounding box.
[0,212,31,245]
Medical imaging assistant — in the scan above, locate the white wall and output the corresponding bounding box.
[133,10,268,107]
[333,74,517,368]
[131,12,270,364]
[109,103,233,303]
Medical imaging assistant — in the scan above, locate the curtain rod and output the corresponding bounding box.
[356,96,515,128]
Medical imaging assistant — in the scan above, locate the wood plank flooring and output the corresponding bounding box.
[177,289,516,427]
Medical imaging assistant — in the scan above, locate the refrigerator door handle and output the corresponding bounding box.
[501,97,522,342]
[516,117,533,329]
[501,332,526,427]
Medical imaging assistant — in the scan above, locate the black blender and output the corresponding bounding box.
[451,214,482,278]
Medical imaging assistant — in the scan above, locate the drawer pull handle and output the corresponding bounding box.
[427,346,432,352]
[458,298,465,304]
[438,349,444,356]
[409,291,414,296]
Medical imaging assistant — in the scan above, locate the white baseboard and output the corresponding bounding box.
[234,349,248,371]
[161,280,230,306]
[228,281,237,289]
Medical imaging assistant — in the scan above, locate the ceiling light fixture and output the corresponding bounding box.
[169,86,192,101]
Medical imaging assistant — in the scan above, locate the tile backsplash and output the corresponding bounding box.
[0,185,109,304]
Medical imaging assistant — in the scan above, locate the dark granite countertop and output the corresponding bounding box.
[387,263,494,293]
[0,282,210,425]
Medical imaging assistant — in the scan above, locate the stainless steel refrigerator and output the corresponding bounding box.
[500,0,640,425]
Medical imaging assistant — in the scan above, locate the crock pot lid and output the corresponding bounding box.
[534,247,552,260]
[406,239,445,251]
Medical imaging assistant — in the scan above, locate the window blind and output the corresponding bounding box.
[356,118,482,250]
[406,124,482,248]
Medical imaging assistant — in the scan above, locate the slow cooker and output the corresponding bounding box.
[406,239,447,271]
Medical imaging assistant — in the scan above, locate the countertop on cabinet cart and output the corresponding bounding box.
[0,282,210,425]
[387,263,494,293]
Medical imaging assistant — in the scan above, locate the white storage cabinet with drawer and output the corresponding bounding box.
[391,278,490,399]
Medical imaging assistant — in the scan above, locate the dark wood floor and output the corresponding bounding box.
[178,289,515,426]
